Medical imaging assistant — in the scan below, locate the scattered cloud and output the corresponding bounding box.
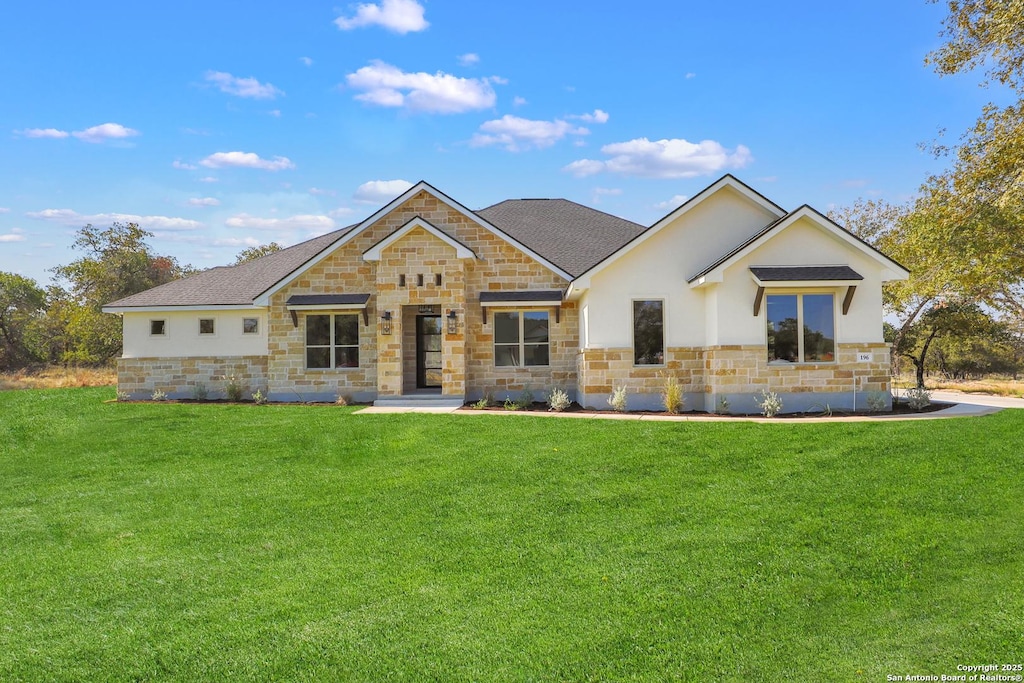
[16,128,70,139]
[187,197,220,207]
[204,71,283,99]
[353,179,413,203]
[72,123,140,143]
[226,213,335,231]
[457,53,480,66]
[199,151,295,171]
[26,208,202,231]
[345,60,499,113]
[471,115,590,151]
[564,137,752,179]
[335,0,428,33]
[570,109,609,124]
[685,72,696,79]
[300,56,313,67]
[211,236,263,248]
[0,207,9,213]
[269,109,282,118]
[172,160,198,170]
[328,206,356,218]
[592,187,622,204]
[655,194,689,211]
[513,96,527,107]
[0,233,26,243]
[309,187,336,196]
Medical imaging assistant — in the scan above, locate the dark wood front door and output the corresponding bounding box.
[416,315,442,389]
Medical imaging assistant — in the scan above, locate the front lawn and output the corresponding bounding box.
[1,388,1021,681]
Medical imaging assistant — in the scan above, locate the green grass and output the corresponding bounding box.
[1,388,1022,681]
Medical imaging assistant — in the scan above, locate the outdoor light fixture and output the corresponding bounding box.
[381,310,392,335]
[446,309,458,334]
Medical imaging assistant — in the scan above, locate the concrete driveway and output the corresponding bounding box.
[928,390,1024,409]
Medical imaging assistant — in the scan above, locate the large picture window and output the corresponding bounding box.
[766,293,835,363]
[305,314,360,369]
[633,300,664,365]
[494,311,549,367]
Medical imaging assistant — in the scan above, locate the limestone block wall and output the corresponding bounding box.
[705,342,892,413]
[116,356,268,400]
[576,347,706,410]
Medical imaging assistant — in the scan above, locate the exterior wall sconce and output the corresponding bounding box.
[381,310,392,335]
[446,309,458,334]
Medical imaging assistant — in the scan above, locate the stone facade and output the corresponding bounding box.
[116,356,268,400]
[576,347,706,411]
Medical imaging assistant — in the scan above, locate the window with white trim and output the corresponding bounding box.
[199,318,215,335]
[766,293,835,363]
[306,314,360,369]
[150,320,166,336]
[493,310,549,367]
[632,300,664,365]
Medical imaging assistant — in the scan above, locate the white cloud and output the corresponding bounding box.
[212,236,263,248]
[335,0,428,33]
[0,207,9,213]
[309,187,336,196]
[205,71,283,99]
[513,96,527,107]
[564,137,753,179]
[685,72,696,79]
[592,187,622,204]
[353,179,413,203]
[328,207,356,218]
[225,213,335,231]
[187,197,220,207]
[269,109,281,118]
[345,60,498,113]
[300,56,313,67]
[200,151,295,171]
[0,231,26,242]
[471,115,589,151]
[26,208,202,231]
[72,123,140,143]
[655,194,689,211]
[17,128,70,139]
[172,160,198,170]
[570,109,610,124]
[457,53,480,66]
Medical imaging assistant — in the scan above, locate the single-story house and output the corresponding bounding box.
[103,174,909,412]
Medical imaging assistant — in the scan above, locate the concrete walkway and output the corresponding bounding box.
[356,390,1017,422]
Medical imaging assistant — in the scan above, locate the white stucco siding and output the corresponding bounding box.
[712,218,887,345]
[121,310,269,358]
[583,187,778,349]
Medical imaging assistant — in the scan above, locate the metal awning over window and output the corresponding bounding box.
[285,294,371,325]
[479,290,564,323]
[749,266,862,316]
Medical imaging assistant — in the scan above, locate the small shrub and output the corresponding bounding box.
[471,392,492,410]
[225,376,244,402]
[503,397,518,411]
[716,395,731,414]
[515,386,534,411]
[151,389,168,402]
[808,402,833,417]
[115,389,130,402]
[607,386,628,412]
[191,383,209,401]
[905,386,931,410]
[661,373,684,414]
[334,394,351,406]
[251,389,268,405]
[547,388,571,412]
[757,389,783,418]
[866,391,888,413]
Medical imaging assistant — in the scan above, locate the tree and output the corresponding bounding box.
[0,272,46,370]
[899,300,998,388]
[49,222,191,364]
[235,242,283,264]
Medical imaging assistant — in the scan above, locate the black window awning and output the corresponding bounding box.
[749,266,863,282]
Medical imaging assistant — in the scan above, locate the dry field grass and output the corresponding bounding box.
[0,366,117,391]
[894,374,1024,397]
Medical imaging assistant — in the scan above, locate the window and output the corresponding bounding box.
[632,300,664,365]
[243,317,259,335]
[305,314,359,369]
[150,320,166,336]
[435,273,442,286]
[494,311,549,366]
[399,274,406,287]
[199,318,215,335]
[766,293,835,363]
[417,274,424,287]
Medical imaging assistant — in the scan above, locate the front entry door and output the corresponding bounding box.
[416,315,442,389]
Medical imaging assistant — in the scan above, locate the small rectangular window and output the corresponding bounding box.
[243,318,259,334]
[435,273,442,286]
[417,274,424,287]
[767,293,835,363]
[150,320,166,336]
[199,318,215,335]
[632,300,664,365]
[399,274,406,287]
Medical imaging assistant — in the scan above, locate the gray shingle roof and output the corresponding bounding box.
[286,294,371,306]
[105,225,358,307]
[479,290,564,303]
[476,199,646,277]
[749,266,863,281]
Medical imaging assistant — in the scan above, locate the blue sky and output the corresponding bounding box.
[0,0,998,284]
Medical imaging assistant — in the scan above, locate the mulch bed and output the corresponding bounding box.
[459,400,949,418]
